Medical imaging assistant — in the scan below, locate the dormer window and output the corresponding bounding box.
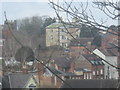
[29,84,36,90]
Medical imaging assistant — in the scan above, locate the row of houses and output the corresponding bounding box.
[45,20,119,80]
[1,19,119,88]
[2,62,119,88]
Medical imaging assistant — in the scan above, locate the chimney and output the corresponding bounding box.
[37,61,44,76]
[22,64,28,73]
[36,61,45,86]
[69,63,74,73]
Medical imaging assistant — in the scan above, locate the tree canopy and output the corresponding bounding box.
[18,16,56,35]
[15,46,34,63]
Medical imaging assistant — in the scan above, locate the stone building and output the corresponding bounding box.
[46,22,80,48]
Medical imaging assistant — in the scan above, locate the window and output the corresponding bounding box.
[95,61,98,65]
[93,71,95,75]
[90,73,92,79]
[60,35,65,40]
[29,84,36,90]
[65,36,68,40]
[51,35,53,39]
[51,29,53,32]
[100,69,103,74]
[91,61,94,65]
[99,61,103,65]
[65,43,68,47]
[87,41,91,45]
[62,76,64,80]
[87,73,89,79]
[97,71,99,75]
[61,43,65,47]
[84,73,86,79]
[62,35,65,39]
[60,36,62,40]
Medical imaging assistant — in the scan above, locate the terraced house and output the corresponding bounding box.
[46,21,80,48]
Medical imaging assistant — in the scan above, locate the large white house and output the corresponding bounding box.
[46,22,80,48]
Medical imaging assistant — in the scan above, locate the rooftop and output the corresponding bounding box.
[75,68,92,72]
[83,54,104,65]
[46,22,79,29]
[2,73,35,88]
[61,79,118,88]
[46,22,63,29]
[52,56,74,68]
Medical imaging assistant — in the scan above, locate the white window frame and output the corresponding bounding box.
[93,71,95,75]
[100,69,103,74]
[90,73,92,79]
[97,71,99,75]
[84,73,86,79]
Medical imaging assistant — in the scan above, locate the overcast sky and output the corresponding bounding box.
[1,2,56,24]
[0,0,118,26]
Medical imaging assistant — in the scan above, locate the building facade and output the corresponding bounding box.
[73,54,105,79]
[93,49,119,79]
[46,22,80,48]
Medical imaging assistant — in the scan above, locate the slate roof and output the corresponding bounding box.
[83,54,104,65]
[2,73,35,88]
[61,79,118,88]
[2,75,10,88]
[48,66,65,74]
[75,68,92,72]
[44,66,78,77]
[53,56,74,68]
[46,22,63,29]
[46,22,79,29]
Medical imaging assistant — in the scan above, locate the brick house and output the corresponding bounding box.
[35,60,66,88]
[74,68,93,79]
[48,56,84,80]
[99,28,120,78]
[49,54,104,80]
[69,38,95,58]
[49,56,74,72]
[101,30,118,49]
[72,54,105,79]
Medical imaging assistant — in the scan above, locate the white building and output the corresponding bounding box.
[46,22,80,48]
[93,49,118,79]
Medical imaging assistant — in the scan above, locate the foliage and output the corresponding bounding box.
[15,46,34,63]
[80,24,99,38]
[92,35,102,47]
[18,16,56,35]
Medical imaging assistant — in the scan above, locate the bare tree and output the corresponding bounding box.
[3,1,120,88]
[48,0,120,88]
[49,0,119,33]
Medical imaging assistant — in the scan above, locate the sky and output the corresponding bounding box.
[0,0,118,26]
[1,2,56,24]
